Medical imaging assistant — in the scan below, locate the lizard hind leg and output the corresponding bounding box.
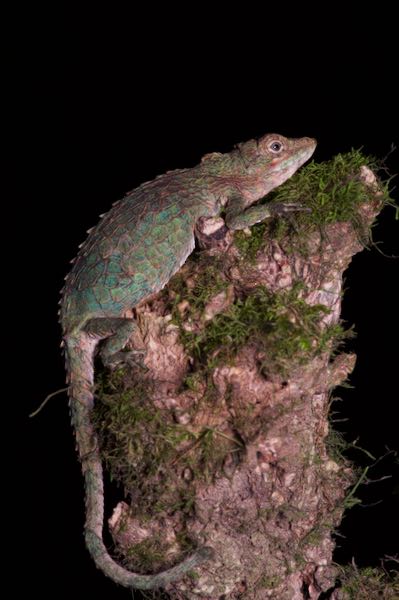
[85,317,145,369]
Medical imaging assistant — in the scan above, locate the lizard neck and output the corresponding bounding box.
[180,172,232,221]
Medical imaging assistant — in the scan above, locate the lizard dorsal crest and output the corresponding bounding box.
[201,152,223,163]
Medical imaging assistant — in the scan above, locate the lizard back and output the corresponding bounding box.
[60,167,219,334]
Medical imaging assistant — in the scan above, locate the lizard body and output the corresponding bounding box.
[60,133,316,589]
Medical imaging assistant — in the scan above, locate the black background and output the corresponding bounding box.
[19,8,398,598]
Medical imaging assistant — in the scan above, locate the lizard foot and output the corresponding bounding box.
[102,349,148,371]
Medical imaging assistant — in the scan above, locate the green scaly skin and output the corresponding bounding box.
[60,133,316,589]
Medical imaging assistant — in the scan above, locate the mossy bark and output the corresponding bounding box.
[94,169,384,599]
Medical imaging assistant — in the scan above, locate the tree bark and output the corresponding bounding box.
[97,169,383,599]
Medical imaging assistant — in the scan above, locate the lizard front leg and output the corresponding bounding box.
[225,195,309,231]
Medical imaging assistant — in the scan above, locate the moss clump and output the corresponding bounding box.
[234,221,268,262]
[269,149,394,235]
[124,536,166,572]
[235,150,396,259]
[300,523,332,548]
[166,259,229,317]
[93,374,192,509]
[93,370,242,513]
[172,283,349,375]
[333,563,399,599]
[120,531,196,576]
[94,375,188,485]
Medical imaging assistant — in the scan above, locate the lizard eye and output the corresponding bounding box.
[269,141,284,153]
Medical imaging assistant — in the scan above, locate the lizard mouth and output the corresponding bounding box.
[276,141,316,173]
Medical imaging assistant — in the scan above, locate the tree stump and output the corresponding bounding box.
[93,162,388,599]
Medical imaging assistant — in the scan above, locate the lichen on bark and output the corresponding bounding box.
[93,154,394,599]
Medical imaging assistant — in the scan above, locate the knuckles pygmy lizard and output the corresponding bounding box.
[60,133,316,589]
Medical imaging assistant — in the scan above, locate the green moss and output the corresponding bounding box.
[300,523,332,547]
[121,532,196,580]
[234,221,268,262]
[93,370,243,514]
[173,283,350,375]
[272,149,393,224]
[186,570,200,580]
[125,536,166,572]
[94,376,187,479]
[334,563,399,599]
[93,374,192,510]
[124,533,196,574]
[181,371,203,392]
[167,259,229,317]
[234,150,396,257]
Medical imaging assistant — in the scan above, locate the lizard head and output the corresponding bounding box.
[236,133,317,199]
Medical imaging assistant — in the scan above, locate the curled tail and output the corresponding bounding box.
[65,333,212,590]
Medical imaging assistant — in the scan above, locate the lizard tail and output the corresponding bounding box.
[64,333,212,590]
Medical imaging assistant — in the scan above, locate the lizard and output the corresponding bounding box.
[59,132,316,590]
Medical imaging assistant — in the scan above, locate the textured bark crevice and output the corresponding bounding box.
[94,171,383,599]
